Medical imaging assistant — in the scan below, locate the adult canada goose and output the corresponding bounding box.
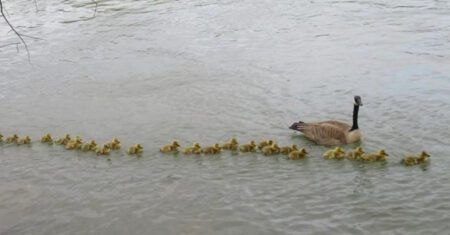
[289,96,363,146]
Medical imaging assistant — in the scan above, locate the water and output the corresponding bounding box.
[1,0,450,234]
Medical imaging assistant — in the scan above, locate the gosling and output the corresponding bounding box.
[55,134,71,145]
[65,136,83,150]
[288,148,308,160]
[81,140,97,152]
[347,147,365,160]
[280,144,298,155]
[239,141,257,152]
[128,144,144,155]
[160,141,180,153]
[183,143,202,154]
[361,149,389,162]
[5,134,19,144]
[106,137,121,150]
[40,133,53,143]
[258,139,273,150]
[222,138,238,151]
[401,151,430,166]
[0,133,3,142]
[202,144,221,154]
[323,147,346,160]
[261,144,280,156]
[96,145,111,156]
[17,136,31,145]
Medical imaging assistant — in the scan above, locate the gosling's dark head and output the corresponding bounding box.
[354,96,363,106]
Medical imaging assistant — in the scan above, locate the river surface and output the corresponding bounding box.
[1,0,450,234]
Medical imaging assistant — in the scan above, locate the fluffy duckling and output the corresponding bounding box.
[5,134,19,143]
[0,133,3,142]
[222,138,239,151]
[258,139,273,150]
[55,134,71,145]
[361,149,389,162]
[96,145,111,156]
[261,144,281,156]
[106,137,121,150]
[323,147,346,160]
[401,151,430,166]
[280,144,298,155]
[81,140,97,152]
[65,136,83,150]
[40,133,53,143]
[160,141,180,153]
[239,141,257,152]
[183,143,202,154]
[288,148,309,160]
[202,144,221,154]
[17,136,31,145]
[347,147,365,160]
[128,144,144,155]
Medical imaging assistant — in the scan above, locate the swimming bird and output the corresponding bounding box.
[261,144,280,155]
[360,149,388,162]
[5,134,19,143]
[222,138,238,151]
[202,144,221,154]
[106,137,121,150]
[401,151,430,166]
[81,140,97,152]
[40,133,53,143]
[96,145,111,156]
[56,134,71,145]
[347,147,365,160]
[128,144,144,155]
[160,141,180,153]
[183,143,202,154]
[323,147,346,159]
[0,133,3,142]
[17,136,31,145]
[280,144,298,155]
[258,140,273,150]
[290,96,363,146]
[65,136,83,150]
[239,141,257,152]
[288,148,308,160]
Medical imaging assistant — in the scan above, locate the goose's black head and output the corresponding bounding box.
[354,96,363,106]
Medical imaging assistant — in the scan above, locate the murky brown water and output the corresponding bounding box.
[1,0,450,234]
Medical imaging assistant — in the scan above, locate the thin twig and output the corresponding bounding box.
[0,42,19,49]
[92,0,98,17]
[0,0,31,62]
[33,0,39,12]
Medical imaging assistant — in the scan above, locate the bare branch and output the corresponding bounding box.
[92,0,98,17]
[0,0,31,62]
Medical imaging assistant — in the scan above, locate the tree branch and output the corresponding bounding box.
[0,0,31,62]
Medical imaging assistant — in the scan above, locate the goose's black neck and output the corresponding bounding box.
[350,104,359,131]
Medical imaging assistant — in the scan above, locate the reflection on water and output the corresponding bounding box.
[1,0,450,234]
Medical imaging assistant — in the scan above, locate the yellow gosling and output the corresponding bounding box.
[96,145,111,156]
[106,137,121,150]
[261,144,280,156]
[0,133,3,142]
[239,141,257,152]
[40,133,53,143]
[5,134,19,143]
[183,143,202,154]
[222,138,239,151]
[81,140,97,152]
[361,149,389,162]
[401,151,430,166]
[160,141,180,153]
[55,134,71,145]
[65,137,83,150]
[288,148,308,160]
[280,144,298,155]
[202,144,221,154]
[347,147,364,160]
[128,144,144,155]
[258,139,273,150]
[323,147,346,159]
[17,136,31,145]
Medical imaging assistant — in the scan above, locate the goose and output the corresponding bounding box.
[290,96,363,146]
